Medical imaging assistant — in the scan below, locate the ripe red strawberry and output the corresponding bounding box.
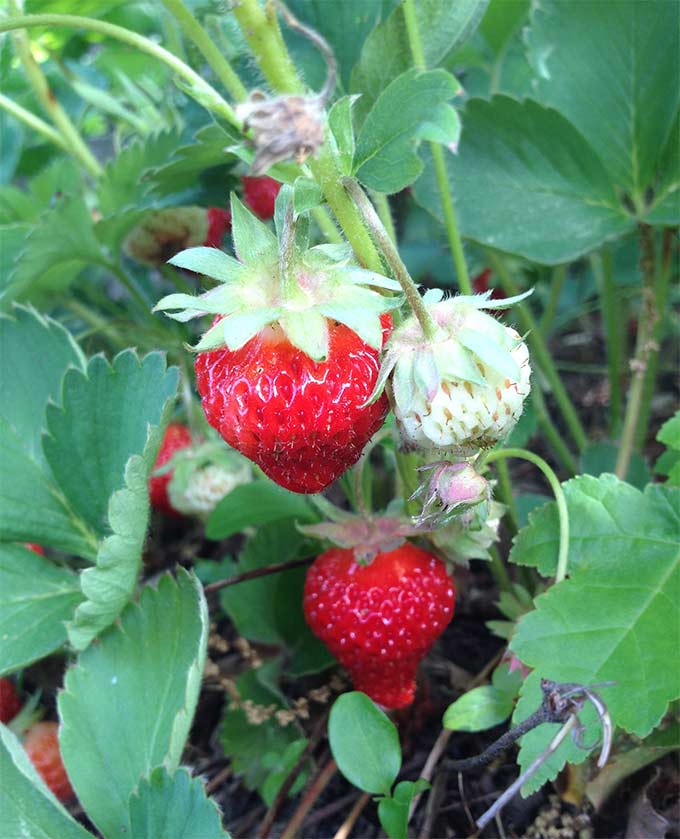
[25,543,45,555]
[241,176,281,219]
[205,207,232,248]
[149,423,193,515]
[303,543,455,708]
[195,316,391,493]
[155,193,402,493]
[0,678,21,724]
[23,722,75,802]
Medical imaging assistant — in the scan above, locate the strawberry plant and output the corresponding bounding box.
[0,1,678,837]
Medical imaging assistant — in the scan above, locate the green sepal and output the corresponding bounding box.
[457,327,522,381]
[279,310,329,361]
[168,246,243,282]
[412,349,441,401]
[194,308,284,352]
[230,194,279,263]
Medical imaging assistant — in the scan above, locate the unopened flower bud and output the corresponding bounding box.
[411,460,489,527]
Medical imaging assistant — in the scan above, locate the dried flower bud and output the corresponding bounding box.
[236,91,326,175]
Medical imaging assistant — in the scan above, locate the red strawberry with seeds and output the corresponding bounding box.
[149,423,193,515]
[242,175,281,220]
[155,192,402,494]
[195,316,391,493]
[0,678,21,724]
[23,721,75,802]
[304,543,455,708]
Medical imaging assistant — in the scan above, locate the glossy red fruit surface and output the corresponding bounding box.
[0,678,21,724]
[195,317,390,494]
[24,722,75,802]
[241,176,281,220]
[204,207,232,248]
[149,423,192,515]
[303,543,455,709]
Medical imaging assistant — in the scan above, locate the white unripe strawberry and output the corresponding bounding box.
[171,462,252,518]
[166,440,252,519]
[368,292,532,456]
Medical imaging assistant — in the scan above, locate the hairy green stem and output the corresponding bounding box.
[344,178,439,338]
[539,264,567,336]
[0,92,70,151]
[231,0,383,271]
[487,251,589,453]
[485,448,569,583]
[402,0,472,294]
[634,227,676,447]
[9,14,102,177]
[159,0,248,101]
[591,249,624,434]
[0,14,240,128]
[370,191,397,244]
[231,0,303,94]
[615,224,659,478]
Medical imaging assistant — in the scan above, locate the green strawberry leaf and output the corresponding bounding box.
[42,350,178,648]
[98,130,179,217]
[0,543,82,675]
[350,0,487,124]
[378,779,431,839]
[127,767,229,839]
[655,410,680,485]
[510,475,679,577]
[413,97,635,265]
[0,417,98,559]
[207,480,317,540]
[329,691,401,795]
[152,122,240,195]
[45,351,178,539]
[218,519,317,646]
[59,570,209,839]
[509,479,680,793]
[354,68,462,194]
[0,305,85,467]
[526,0,680,208]
[0,725,93,839]
[3,196,103,305]
[443,663,522,732]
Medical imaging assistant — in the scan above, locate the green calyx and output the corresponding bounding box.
[154,190,402,361]
[365,289,533,407]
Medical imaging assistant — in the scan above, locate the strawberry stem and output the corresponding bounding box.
[343,178,439,340]
[484,447,569,583]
